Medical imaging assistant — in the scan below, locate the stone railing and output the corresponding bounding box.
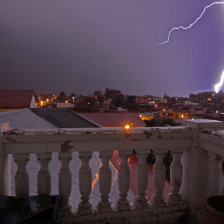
[0,119,223,224]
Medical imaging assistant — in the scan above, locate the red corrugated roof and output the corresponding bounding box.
[0,90,35,108]
[79,112,146,127]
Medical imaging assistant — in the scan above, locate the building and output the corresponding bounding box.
[139,112,156,120]
[104,88,122,98]
[56,102,74,109]
[135,96,149,104]
[0,90,36,112]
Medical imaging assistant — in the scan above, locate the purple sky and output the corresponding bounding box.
[0,0,224,96]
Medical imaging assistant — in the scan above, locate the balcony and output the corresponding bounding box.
[0,119,224,223]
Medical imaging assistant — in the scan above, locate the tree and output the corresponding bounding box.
[111,95,124,107]
[126,95,136,104]
[59,91,66,98]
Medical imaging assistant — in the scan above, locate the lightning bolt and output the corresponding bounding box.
[214,70,224,93]
[159,1,224,45]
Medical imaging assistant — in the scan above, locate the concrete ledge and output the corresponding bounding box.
[184,119,223,130]
[59,203,190,224]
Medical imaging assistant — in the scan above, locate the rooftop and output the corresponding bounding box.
[79,112,146,127]
[0,90,35,108]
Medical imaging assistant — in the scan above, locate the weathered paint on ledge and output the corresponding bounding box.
[0,127,193,155]
[1,126,188,136]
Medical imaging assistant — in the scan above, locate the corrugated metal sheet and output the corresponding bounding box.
[0,108,56,130]
[31,108,100,128]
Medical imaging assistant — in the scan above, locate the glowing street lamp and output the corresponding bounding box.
[124,123,133,130]
[124,124,131,130]
[40,101,44,107]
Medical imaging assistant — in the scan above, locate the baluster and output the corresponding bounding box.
[97,151,112,213]
[37,153,51,195]
[117,151,131,211]
[134,151,149,209]
[167,151,183,205]
[208,153,224,196]
[78,151,92,215]
[151,152,166,206]
[58,152,72,216]
[14,153,29,197]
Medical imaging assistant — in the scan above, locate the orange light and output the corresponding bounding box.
[139,114,142,118]
[65,100,68,104]
[40,101,44,107]
[124,124,131,130]
[91,173,99,189]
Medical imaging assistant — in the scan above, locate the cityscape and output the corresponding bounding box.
[29,88,224,125]
[2,87,224,127]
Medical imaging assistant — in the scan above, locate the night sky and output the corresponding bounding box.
[0,0,224,96]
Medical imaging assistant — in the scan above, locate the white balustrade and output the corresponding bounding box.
[37,152,51,195]
[151,152,166,206]
[117,151,131,211]
[207,152,224,196]
[78,151,92,215]
[58,152,72,216]
[14,153,29,197]
[97,150,112,213]
[167,151,183,205]
[2,121,224,223]
[134,150,149,209]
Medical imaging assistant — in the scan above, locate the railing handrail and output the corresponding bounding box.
[1,126,187,136]
[0,126,192,155]
[200,130,224,157]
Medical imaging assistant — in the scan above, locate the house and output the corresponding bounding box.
[139,112,156,120]
[0,90,36,112]
[135,96,149,104]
